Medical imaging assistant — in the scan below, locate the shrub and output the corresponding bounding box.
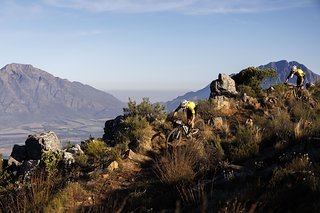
[237,85,256,97]
[42,150,63,178]
[232,67,276,97]
[81,138,116,168]
[154,146,197,184]
[311,80,320,101]
[263,108,294,142]
[196,99,219,122]
[269,154,318,190]
[227,125,262,162]
[123,115,154,153]
[46,182,92,212]
[123,98,166,123]
[0,170,55,212]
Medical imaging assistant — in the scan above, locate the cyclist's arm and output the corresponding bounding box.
[172,106,181,119]
[285,71,293,83]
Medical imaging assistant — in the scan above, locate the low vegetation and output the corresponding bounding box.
[1,75,320,212]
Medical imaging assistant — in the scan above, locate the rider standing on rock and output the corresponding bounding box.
[172,99,197,135]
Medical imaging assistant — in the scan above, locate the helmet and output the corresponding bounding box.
[291,65,297,72]
[180,99,188,108]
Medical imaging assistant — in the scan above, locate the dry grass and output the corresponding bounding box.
[47,182,93,212]
[294,119,312,140]
[0,170,55,212]
[154,146,197,184]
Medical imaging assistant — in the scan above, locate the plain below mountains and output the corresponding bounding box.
[165,60,320,111]
[0,63,125,156]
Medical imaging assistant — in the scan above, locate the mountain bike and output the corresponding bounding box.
[166,119,205,145]
[283,82,304,100]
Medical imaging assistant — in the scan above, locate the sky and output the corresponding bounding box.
[0,0,319,102]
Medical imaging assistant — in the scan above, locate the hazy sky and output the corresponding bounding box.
[1,0,319,94]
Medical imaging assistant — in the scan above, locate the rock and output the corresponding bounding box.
[66,144,84,155]
[8,145,26,166]
[210,73,238,98]
[107,161,119,172]
[18,160,41,178]
[8,156,22,167]
[25,131,61,160]
[212,117,224,129]
[240,93,260,109]
[211,96,231,110]
[63,152,75,166]
[245,119,254,127]
[103,115,127,145]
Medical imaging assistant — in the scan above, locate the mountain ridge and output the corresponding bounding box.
[165,60,320,111]
[0,63,125,125]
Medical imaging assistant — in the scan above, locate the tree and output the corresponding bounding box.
[232,67,276,96]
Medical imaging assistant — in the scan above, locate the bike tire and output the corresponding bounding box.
[151,132,166,149]
[167,128,182,144]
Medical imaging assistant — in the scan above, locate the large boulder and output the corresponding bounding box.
[8,145,26,166]
[210,73,238,98]
[25,131,62,160]
[103,115,127,145]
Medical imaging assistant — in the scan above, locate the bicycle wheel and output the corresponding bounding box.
[151,132,166,149]
[166,128,182,144]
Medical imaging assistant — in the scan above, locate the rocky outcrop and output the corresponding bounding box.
[210,73,238,98]
[7,131,83,179]
[25,131,61,160]
[103,115,127,146]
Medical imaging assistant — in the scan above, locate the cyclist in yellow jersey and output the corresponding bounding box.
[285,65,305,89]
[173,99,197,131]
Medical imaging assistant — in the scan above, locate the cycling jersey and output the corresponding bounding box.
[185,101,196,115]
[294,68,305,77]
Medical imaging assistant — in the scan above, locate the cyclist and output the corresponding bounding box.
[284,65,305,89]
[172,99,197,136]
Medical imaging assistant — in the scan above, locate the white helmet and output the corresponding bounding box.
[291,65,297,72]
[180,99,188,108]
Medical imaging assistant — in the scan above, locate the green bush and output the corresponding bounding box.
[196,99,219,122]
[42,150,63,178]
[123,98,166,123]
[227,125,262,162]
[237,84,256,97]
[263,108,294,142]
[81,138,116,168]
[232,67,276,97]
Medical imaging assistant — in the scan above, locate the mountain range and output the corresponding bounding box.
[0,63,125,125]
[165,60,320,111]
[0,63,125,155]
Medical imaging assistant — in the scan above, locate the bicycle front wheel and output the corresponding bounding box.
[167,128,182,144]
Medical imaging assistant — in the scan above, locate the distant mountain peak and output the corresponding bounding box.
[0,63,124,123]
[2,63,34,71]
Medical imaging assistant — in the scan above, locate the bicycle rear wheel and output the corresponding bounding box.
[151,132,166,149]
